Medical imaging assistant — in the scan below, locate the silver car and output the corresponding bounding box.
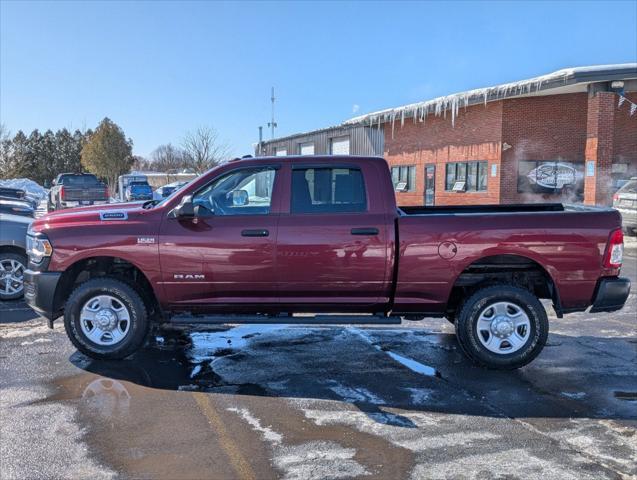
[613,177,637,235]
[0,213,32,300]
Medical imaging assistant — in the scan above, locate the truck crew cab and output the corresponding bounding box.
[25,156,630,369]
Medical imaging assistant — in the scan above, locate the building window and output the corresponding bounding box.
[445,161,488,191]
[275,147,287,156]
[291,167,366,214]
[330,136,350,155]
[391,165,416,192]
[299,142,315,155]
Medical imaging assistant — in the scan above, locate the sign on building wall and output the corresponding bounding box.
[518,160,585,195]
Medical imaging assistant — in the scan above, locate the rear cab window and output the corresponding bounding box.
[291,167,367,213]
[59,175,101,187]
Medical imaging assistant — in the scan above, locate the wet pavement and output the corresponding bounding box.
[1,253,636,479]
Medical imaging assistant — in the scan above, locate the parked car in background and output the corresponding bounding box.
[154,181,188,200]
[614,177,637,235]
[0,186,38,209]
[25,156,629,369]
[0,213,32,300]
[48,173,109,212]
[0,198,35,218]
[125,181,153,202]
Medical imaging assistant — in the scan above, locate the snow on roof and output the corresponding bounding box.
[344,63,637,131]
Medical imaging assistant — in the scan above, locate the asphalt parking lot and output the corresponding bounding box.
[1,253,635,480]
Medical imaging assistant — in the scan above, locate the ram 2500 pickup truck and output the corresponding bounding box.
[24,156,630,369]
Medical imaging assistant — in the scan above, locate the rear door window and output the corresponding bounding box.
[291,167,366,214]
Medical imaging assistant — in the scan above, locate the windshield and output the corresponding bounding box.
[130,184,151,192]
[60,175,101,187]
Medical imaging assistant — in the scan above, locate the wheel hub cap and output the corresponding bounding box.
[476,301,531,355]
[491,316,514,338]
[95,309,118,331]
[79,295,131,346]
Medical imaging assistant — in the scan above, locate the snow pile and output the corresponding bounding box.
[345,63,637,133]
[0,178,47,199]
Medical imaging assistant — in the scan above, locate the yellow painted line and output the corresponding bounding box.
[192,392,256,480]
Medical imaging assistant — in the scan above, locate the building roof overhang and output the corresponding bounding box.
[344,63,637,128]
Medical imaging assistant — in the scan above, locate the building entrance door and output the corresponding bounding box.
[425,164,435,206]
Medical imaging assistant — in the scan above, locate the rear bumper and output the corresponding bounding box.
[23,270,62,326]
[590,277,631,313]
[60,200,109,209]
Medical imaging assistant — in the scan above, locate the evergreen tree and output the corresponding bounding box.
[81,118,133,193]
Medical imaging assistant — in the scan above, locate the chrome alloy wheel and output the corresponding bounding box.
[476,301,531,354]
[80,295,131,346]
[0,258,25,296]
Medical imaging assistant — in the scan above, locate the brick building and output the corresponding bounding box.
[262,64,637,206]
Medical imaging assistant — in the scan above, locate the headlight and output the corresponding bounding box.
[26,233,53,264]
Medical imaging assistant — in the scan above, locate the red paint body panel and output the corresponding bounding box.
[29,156,623,318]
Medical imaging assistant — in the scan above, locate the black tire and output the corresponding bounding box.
[455,284,548,369]
[0,251,28,301]
[64,277,150,360]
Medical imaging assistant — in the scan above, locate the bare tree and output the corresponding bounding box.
[151,143,188,172]
[181,126,230,174]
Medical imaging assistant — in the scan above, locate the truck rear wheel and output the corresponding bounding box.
[454,285,548,369]
[64,277,150,360]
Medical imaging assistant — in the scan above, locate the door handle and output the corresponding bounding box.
[241,229,269,237]
[351,227,379,236]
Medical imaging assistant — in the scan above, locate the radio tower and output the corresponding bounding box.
[267,87,277,139]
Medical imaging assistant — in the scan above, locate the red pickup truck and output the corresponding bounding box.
[24,156,630,369]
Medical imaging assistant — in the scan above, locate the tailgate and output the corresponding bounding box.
[63,187,108,202]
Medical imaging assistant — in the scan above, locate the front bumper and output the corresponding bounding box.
[24,270,62,326]
[590,277,631,313]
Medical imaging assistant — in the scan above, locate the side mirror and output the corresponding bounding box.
[174,195,195,218]
[231,189,249,207]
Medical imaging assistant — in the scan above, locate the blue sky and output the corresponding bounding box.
[1,1,636,158]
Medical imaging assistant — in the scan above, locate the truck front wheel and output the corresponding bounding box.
[455,285,548,369]
[64,277,150,360]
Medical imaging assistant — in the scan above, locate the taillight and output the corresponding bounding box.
[603,228,624,268]
[60,186,66,201]
[612,194,619,203]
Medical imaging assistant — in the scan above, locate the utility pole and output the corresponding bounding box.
[267,87,277,139]
[258,126,263,155]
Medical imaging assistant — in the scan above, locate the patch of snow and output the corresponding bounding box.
[385,351,437,377]
[560,392,587,400]
[347,328,437,377]
[0,324,54,339]
[274,441,369,480]
[227,404,368,480]
[0,178,47,199]
[327,381,385,405]
[409,447,593,480]
[187,325,288,363]
[20,338,52,346]
[227,407,283,444]
[190,365,202,378]
[403,387,434,405]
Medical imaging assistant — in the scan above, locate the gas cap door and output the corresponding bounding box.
[438,241,458,260]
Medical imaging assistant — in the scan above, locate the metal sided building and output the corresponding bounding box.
[256,124,384,158]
